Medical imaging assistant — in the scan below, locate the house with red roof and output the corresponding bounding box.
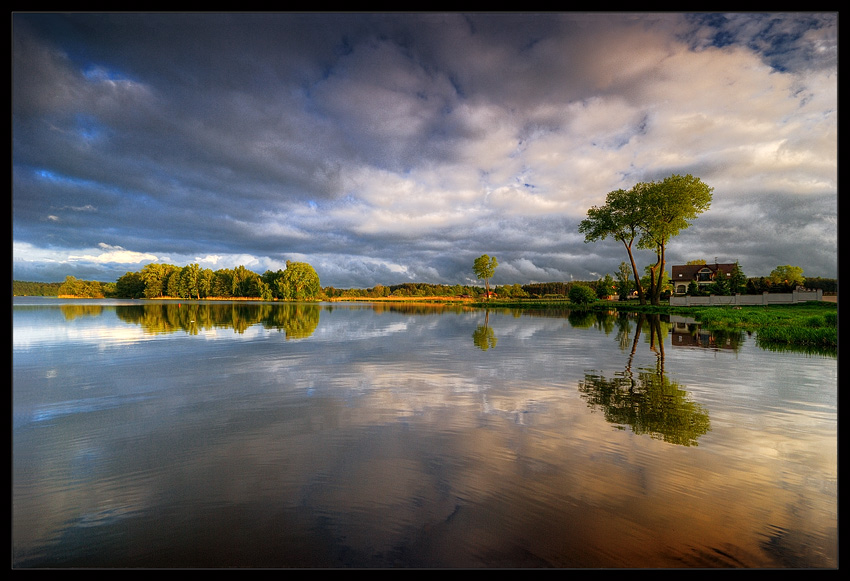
[671,263,737,295]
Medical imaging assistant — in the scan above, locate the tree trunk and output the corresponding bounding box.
[623,240,646,305]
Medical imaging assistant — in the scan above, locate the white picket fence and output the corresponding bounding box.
[669,289,823,307]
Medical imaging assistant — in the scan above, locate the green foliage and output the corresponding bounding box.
[729,261,747,294]
[522,281,569,296]
[686,281,704,296]
[803,277,838,293]
[679,302,837,349]
[140,263,179,298]
[12,280,62,296]
[279,261,322,301]
[596,274,616,298]
[115,271,146,299]
[615,262,634,300]
[58,275,104,298]
[569,284,597,306]
[769,265,805,287]
[472,254,498,297]
[580,188,648,304]
[102,260,322,300]
[495,283,528,298]
[756,326,836,349]
[707,271,730,296]
[232,265,261,298]
[580,174,713,306]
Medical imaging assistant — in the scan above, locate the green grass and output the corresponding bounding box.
[676,302,837,346]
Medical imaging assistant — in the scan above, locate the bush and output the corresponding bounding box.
[569,284,597,306]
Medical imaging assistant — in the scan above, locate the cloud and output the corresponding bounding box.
[68,243,158,264]
[12,13,837,286]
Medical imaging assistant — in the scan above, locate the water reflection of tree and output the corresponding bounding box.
[579,314,711,446]
[472,309,498,351]
[115,302,321,339]
[261,303,321,339]
[371,303,468,316]
[60,304,105,320]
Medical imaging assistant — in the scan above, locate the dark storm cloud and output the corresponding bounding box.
[13,13,837,287]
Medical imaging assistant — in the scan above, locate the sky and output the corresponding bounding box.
[12,12,838,288]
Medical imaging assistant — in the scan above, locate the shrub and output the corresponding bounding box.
[569,284,597,306]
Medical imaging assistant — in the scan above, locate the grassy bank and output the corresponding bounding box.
[472,298,838,350]
[676,301,837,350]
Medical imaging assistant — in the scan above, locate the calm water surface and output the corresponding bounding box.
[12,298,837,568]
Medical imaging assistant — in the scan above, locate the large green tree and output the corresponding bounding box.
[472,254,498,298]
[637,174,713,305]
[580,174,713,306]
[115,271,146,299]
[615,261,634,300]
[769,265,805,289]
[180,263,202,300]
[279,261,322,301]
[728,261,747,294]
[579,187,649,304]
[140,263,178,298]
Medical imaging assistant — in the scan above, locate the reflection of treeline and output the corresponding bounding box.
[369,302,468,315]
[114,302,321,338]
[59,304,105,319]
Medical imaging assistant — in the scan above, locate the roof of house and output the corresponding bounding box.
[671,263,737,280]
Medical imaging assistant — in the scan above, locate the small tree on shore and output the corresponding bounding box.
[472,254,498,299]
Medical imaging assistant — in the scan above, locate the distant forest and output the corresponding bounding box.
[12,280,63,296]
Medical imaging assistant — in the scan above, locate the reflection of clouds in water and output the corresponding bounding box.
[26,395,153,425]
[12,304,837,567]
[13,321,149,349]
[314,318,412,341]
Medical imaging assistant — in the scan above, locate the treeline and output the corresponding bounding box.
[325,282,492,298]
[114,261,322,301]
[15,273,837,301]
[800,277,838,293]
[323,281,599,299]
[31,261,323,300]
[12,280,63,296]
[685,276,838,297]
[57,276,113,298]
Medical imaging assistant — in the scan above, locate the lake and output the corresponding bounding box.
[12,298,838,568]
